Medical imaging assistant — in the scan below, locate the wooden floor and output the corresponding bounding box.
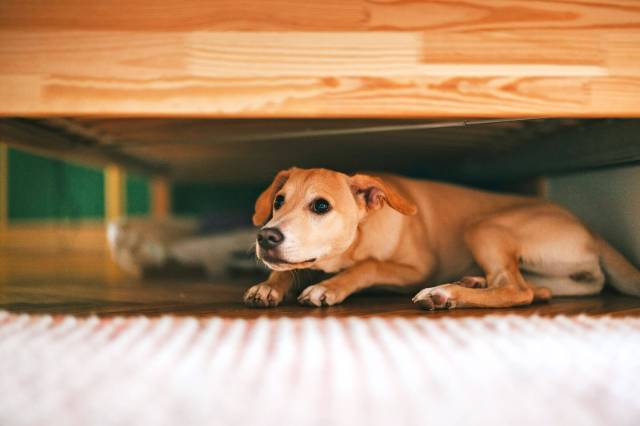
[2,252,640,318]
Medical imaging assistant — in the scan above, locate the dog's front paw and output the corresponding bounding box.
[243,283,283,308]
[412,285,458,310]
[297,284,343,307]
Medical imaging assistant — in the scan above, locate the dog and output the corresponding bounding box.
[243,167,640,309]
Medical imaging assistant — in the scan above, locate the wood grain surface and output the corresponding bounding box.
[1,1,639,117]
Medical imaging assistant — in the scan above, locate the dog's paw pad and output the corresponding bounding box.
[454,276,487,289]
[412,287,457,310]
[297,284,341,307]
[243,284,282,308]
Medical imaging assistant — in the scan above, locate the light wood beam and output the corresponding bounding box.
[0,1,639,117]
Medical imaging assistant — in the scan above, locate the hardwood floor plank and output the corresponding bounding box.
[2,252,640,318]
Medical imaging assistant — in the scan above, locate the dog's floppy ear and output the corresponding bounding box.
[252,169,293,226]
[349,174,417,216]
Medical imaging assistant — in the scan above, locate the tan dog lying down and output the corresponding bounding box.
[244,167,640,309]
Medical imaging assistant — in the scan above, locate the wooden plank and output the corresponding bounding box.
[0,1,365,31]
[0,223,107,254]
[1,252,639,316]
[0,119,169,175]
[0,1,639,117]
[1,0,638,33]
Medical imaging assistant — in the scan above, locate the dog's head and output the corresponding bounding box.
[253,168,417,271]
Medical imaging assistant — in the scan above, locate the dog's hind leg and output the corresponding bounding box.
[413,221,545,310]
[453,275,552,301]
[522,272,604,296]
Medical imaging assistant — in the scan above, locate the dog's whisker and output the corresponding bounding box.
[245,242,256,255]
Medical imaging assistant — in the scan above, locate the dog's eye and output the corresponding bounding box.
[310,198,331,215]
[274,194,285,210]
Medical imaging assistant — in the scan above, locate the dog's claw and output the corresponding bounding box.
[413,295,435,310]
[297,284,341,307]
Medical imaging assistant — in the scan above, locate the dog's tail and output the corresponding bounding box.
[597,236,640,297]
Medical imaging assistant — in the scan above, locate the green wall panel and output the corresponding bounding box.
[172,182,264,216]
[8,148,104,221]
[7,146,269,222]
[126,174,150,216]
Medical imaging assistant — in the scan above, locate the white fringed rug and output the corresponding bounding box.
[1,311,639,426]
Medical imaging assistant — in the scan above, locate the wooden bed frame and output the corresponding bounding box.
[1,0,639,118]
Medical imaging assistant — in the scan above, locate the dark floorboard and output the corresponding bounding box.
[2,253,640,318]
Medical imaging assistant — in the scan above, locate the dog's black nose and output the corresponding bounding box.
[257,227,285,250]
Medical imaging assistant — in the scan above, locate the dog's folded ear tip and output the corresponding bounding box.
[252,215,268,227]
[253,169,292,227]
